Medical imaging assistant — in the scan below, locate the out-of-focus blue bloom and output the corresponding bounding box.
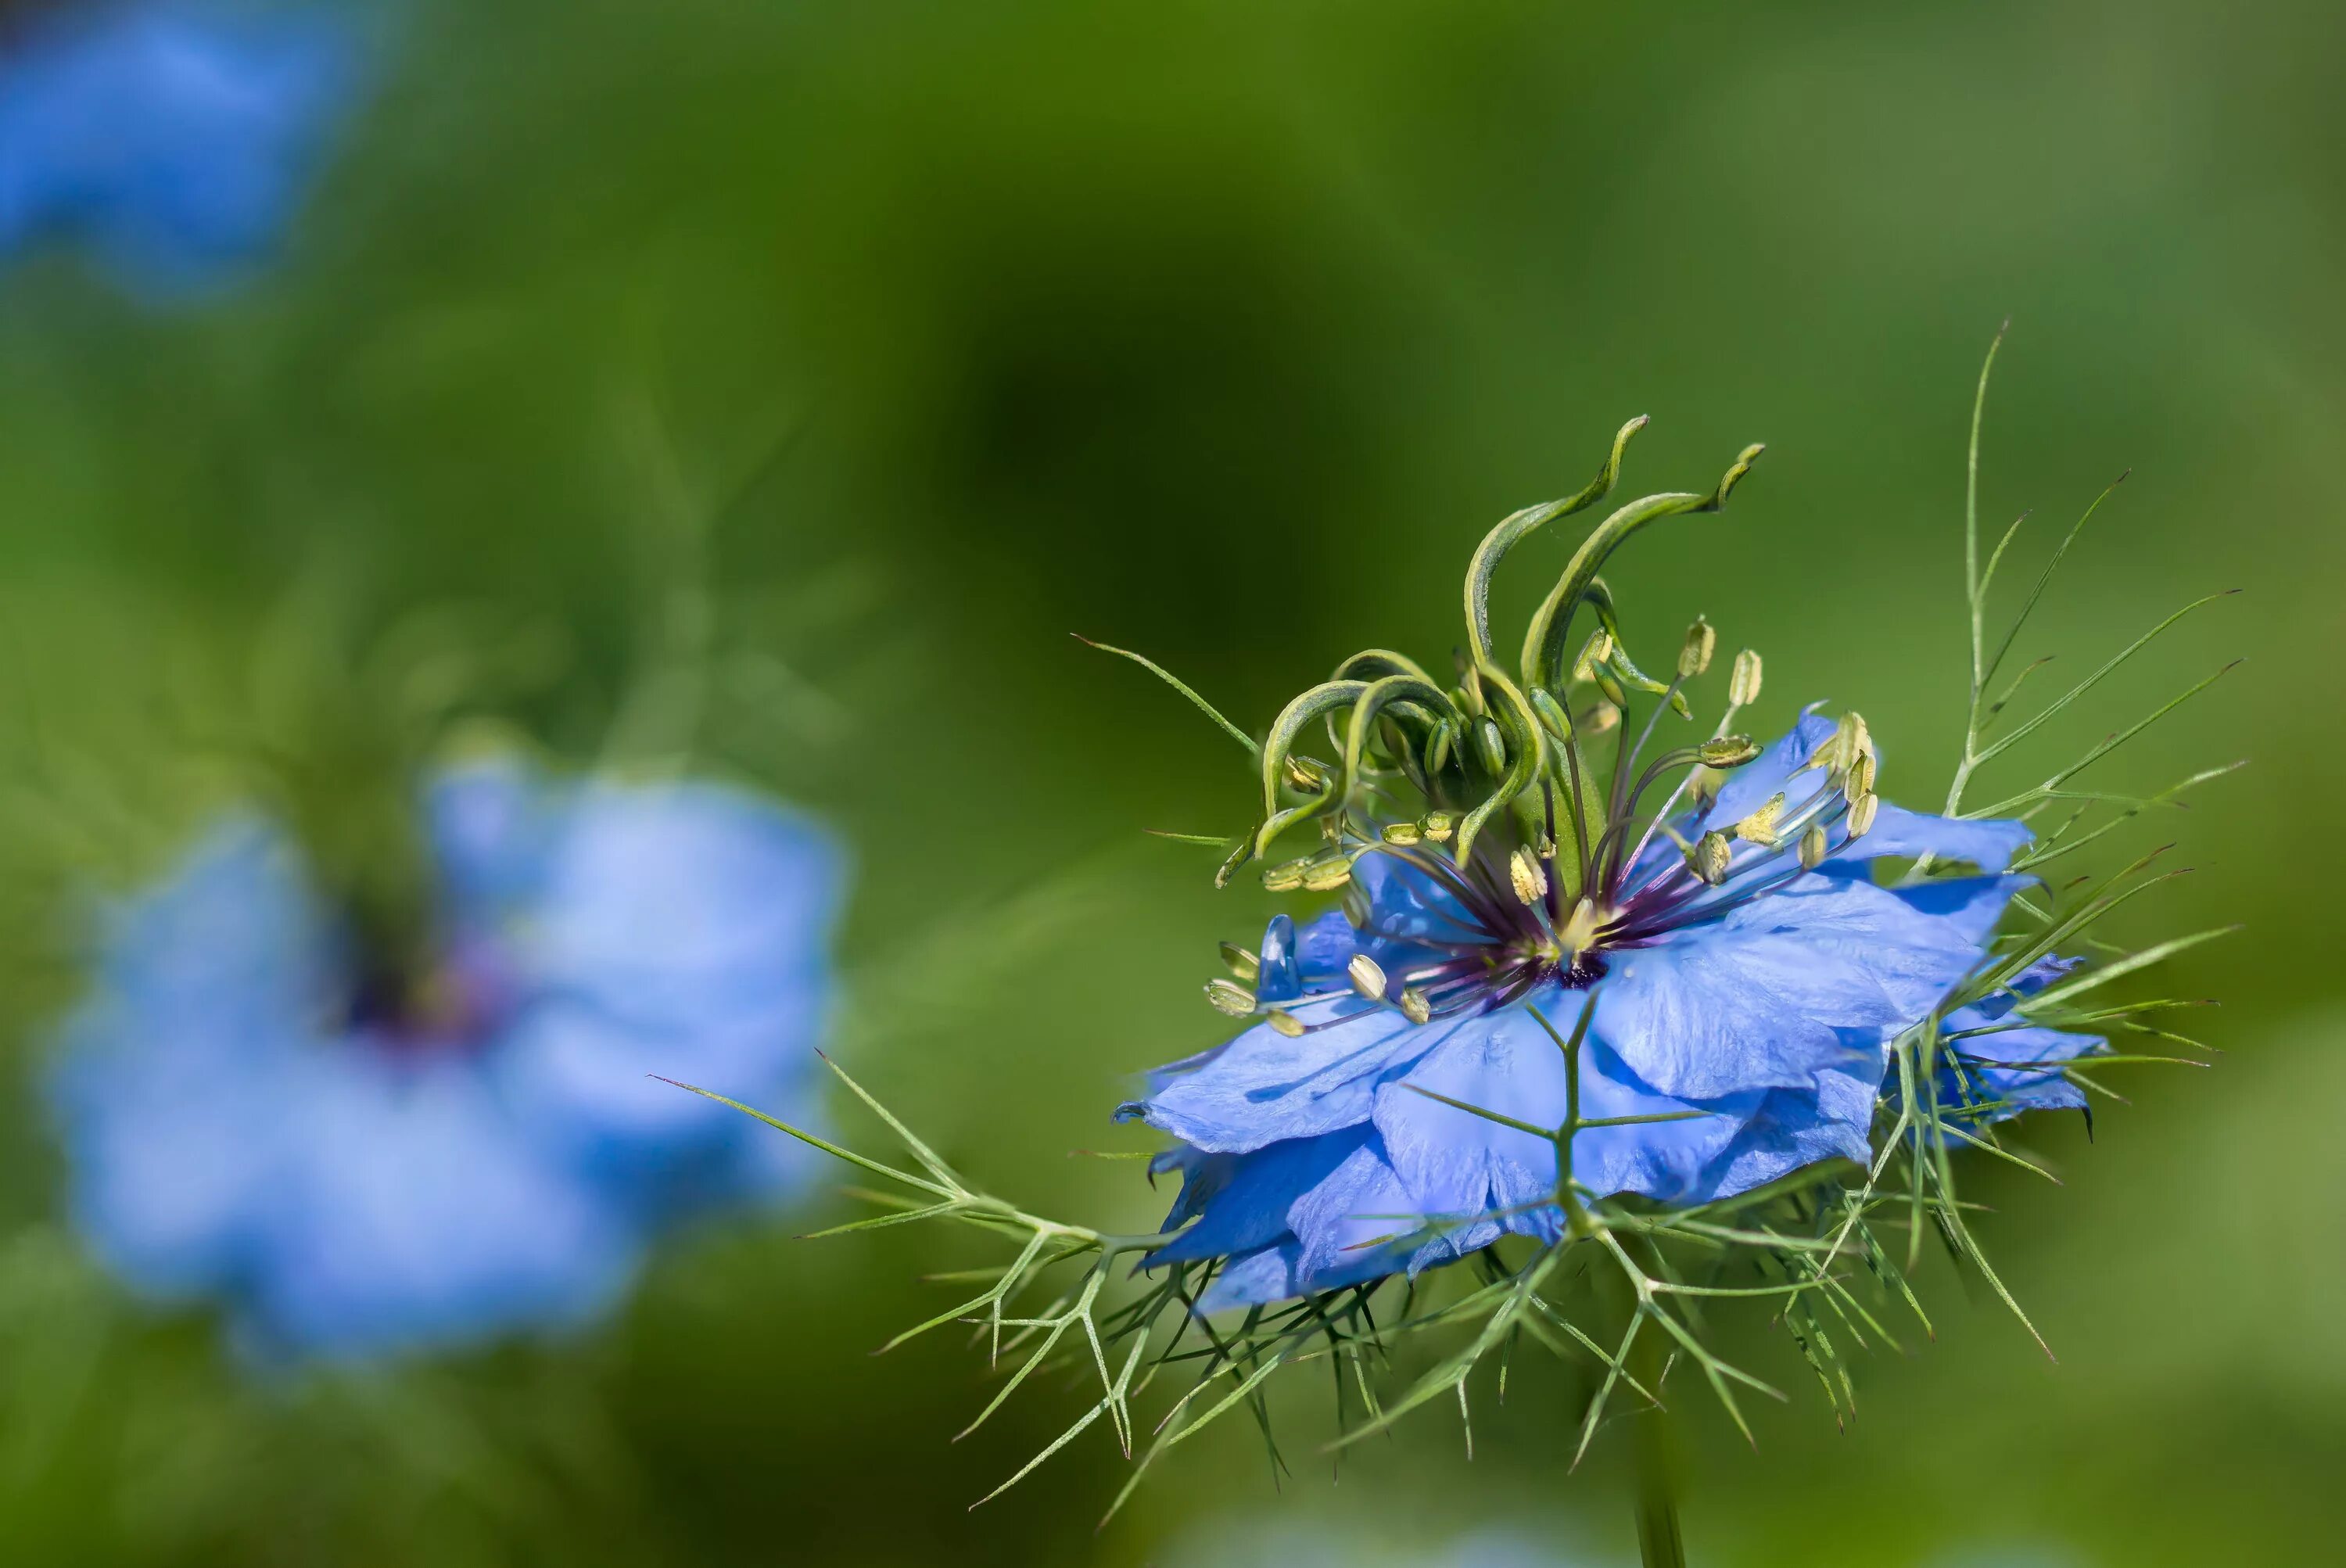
[1125,712,2076,1311]
[48,757,845,1360]
[0,0,361,296]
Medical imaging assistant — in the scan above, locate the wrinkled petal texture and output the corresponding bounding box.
[48,758,844,1360]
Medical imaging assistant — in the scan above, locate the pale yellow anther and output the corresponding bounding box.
[1347,953,1388,1002]
[1266,1009,1307,1038]
[1846,791,1879,839]
[1262,859,1310,892]
[1699,735,1760,768]
[1218,942,1260,984]
[1381,820,1422,846]
[1799,823,1829,870]
[1422,810,1458,844]
[1734,791,1787,848]
[1399,987,1433,1025]
[1728,648,1763,708]
[1301,856,1354,892]
[1690,830,1733,885]
[1205,978,1256,1017]
[1584,701,1621,734]
[1688,766,1721,809]
[1678,618,1717,679]
[1509,845,1549,906]
[1846,751,1878,802]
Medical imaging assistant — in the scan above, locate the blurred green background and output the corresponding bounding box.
[1,0,2338,1563]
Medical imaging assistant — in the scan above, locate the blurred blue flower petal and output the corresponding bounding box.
[49,758,845,1361]
[0,0,362,296]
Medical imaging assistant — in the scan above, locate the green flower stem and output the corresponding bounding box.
[1631,1323,1686,1568]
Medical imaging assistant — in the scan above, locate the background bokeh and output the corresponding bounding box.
[2,1,2339,1563]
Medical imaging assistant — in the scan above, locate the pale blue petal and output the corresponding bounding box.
[489,778,845,1202]
[1152,1125,1373,1265]
[1832,802,2032,874]
[1708,710,1836,827]
[242,1055,639,1359]
[1596,875,1979,1102]
[1127,996,1468,1153]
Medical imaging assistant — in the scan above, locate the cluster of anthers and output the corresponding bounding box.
[1194,420,1881,1039]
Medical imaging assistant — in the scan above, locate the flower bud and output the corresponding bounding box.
[1399,986,1433,1025]
[1728,648,1763,708]
[1688,766,1721,809]
[1846,791,1879,839]
[1426,720,1455,774]
[1422,809,1457,843]
[1205,978,1256,1017]
[1218,942,1260,983]
[1347,954,1388,1001]
[1509,846,1549,905]
[1262,858,1310,892]
[1689,830,1732,885]
[1799,823,1828,870]
[1266,1009,1306,1038]
[1530,687,1574,742]
[1734,791,1786,847]
[1573,630,1616,683]
[1698,735,1761,768]
[1678,618,1716,679]
[1380,820,1422,846]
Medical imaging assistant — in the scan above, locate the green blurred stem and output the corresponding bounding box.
[1630,1326,1686,1568]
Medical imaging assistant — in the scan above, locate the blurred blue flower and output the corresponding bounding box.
[1125,712,2066,1311]
[48,757,845,1360]
[0,0,361,296]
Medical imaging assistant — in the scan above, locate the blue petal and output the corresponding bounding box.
[1691,1057,1878,1198]
[1372,989,1767,1219]
[486,776,846,1204]
[0,3,364,297]
[1151,1125,1373,1265]
[1596,876,1990,1102]
[239,1055,640,1360]
[1282,1136,1432,1286]
[1131,996,1469,1153]
[1833,802,2032,874]
[1875,872,2034,945]
[1347,849,1490,950]
[1709,710,1836,827]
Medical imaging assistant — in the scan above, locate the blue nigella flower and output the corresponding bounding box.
[0,0,361,297]
[1124,711,2082,1311]
[48,756,845,1360]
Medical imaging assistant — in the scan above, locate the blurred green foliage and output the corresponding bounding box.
[0,1,2337,1563]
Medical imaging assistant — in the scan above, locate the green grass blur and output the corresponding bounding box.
[0,2,2338,1563]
